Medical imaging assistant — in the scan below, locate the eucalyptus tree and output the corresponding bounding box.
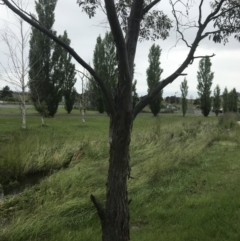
[2,0,240,240]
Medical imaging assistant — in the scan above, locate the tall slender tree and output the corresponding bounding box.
[0,3,29,128]
[28,0,63,117]
[146,44,163,116]
[91,32,118,113]
[180,78,188,117]
[228,88,238,112]
[197,57,214,117]
[222,87,228,113]
[213,84,221,116]
[58,31,77,114]
[92,35,105,113]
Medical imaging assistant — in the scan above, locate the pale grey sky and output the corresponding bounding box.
[0,0,239,98]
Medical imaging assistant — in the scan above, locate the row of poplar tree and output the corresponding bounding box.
[28,0,238,118]
[180,57,239,117]
[29,0,141,117]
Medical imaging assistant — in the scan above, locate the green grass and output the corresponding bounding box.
[0,114,240,241]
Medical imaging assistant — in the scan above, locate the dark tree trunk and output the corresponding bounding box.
[101,110,132,241]
[91,77,133,241]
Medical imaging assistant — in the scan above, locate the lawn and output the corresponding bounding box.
[0,113,240,241]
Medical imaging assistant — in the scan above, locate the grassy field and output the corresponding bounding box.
[0,113,240,241]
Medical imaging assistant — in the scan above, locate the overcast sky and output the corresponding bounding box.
[0,0,239,98]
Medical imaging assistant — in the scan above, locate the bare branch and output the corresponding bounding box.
[198,0,204,26]
[75,69,92,82]
[170,0,191,48]
[190,53,215,64]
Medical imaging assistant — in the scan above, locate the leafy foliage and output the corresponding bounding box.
[77,0,172,42]
[197,57,214,117]
[210,0,240,44]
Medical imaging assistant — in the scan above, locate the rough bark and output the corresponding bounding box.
[93,110,132,241]
[105,113,132,240]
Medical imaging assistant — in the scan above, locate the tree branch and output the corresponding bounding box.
[142,0,161,16]
[209,5,238,22]
[200,29,228,40]
[90,194,105,222]
[170,1,191,48]
[190,53,215,64]
[198,0,204,26]
[126,0,144,77]
[203,0,225,25]
[1,0,115,115]
[104,0,132,109]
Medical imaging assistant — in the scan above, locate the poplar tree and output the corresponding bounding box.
[146,44,163,116]
[29,0,63,117]
[91,32,118,114]
[197,57,214,117]
[59,31,77,114]
[92,35,105,113]
[213,85,221,116]
[228,88,238,112]
[180,78,188,117]
[222,87,228,113]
